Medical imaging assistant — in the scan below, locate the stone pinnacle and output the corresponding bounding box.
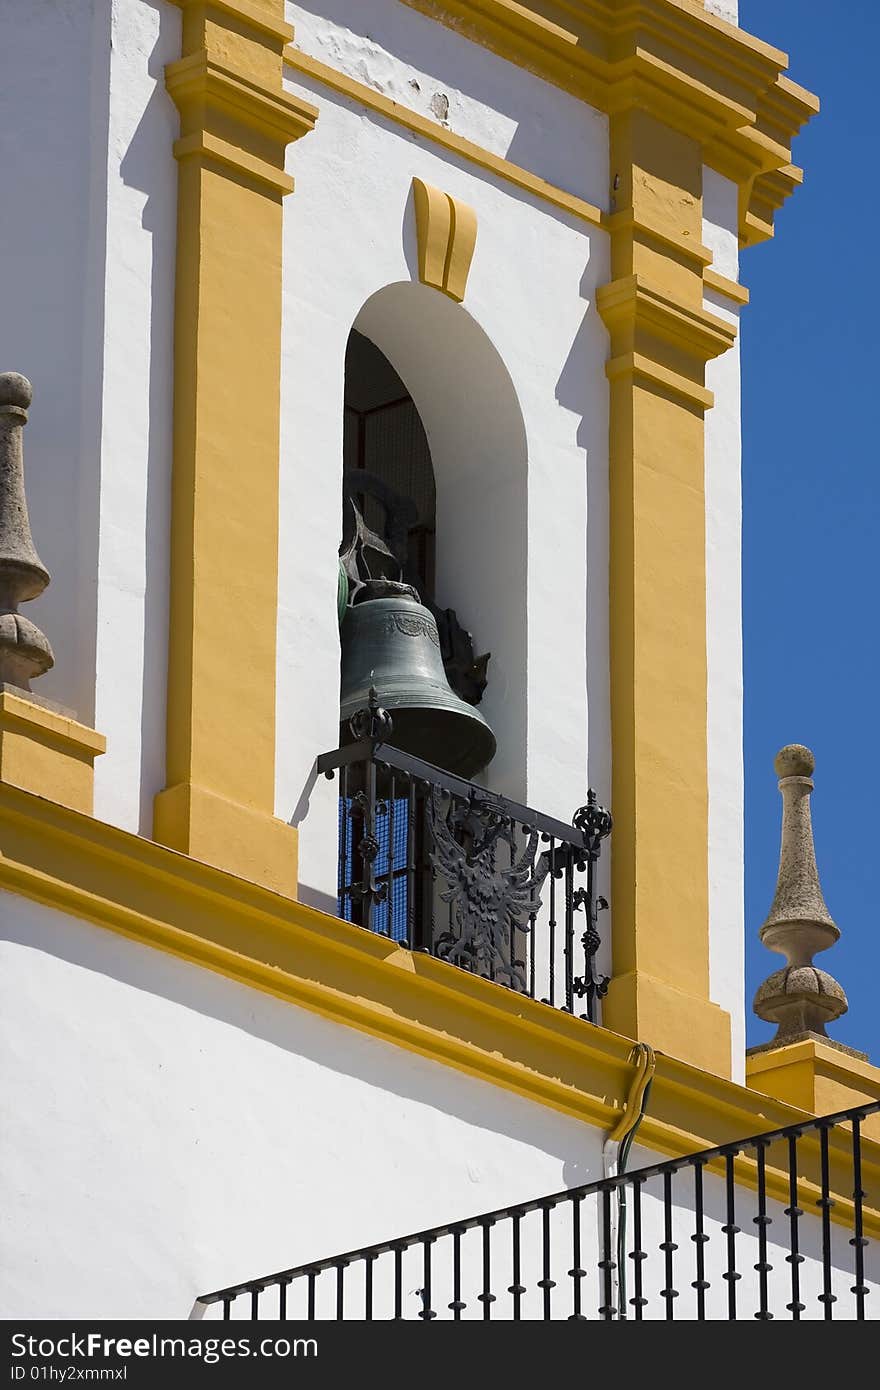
[752,744,847,1047]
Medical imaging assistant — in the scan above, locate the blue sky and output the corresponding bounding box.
[740,1,879,1056]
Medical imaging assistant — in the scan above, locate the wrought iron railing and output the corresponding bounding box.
[196,1101,879,1321]
[314,704,612,1021]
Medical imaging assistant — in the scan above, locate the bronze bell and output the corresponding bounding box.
[340,580,496,778]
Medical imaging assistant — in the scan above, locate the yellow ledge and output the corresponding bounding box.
[284,44,750,309]
[283,46,604,227]
[399,0,818,244]
[1,781,877,1232]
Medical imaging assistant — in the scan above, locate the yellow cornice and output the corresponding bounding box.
[598,273,737,362]
[703,265,749,306]
[284,44,746,308]
[401,0,818,244]
[1,781,877,1233]
[282,46,604,227]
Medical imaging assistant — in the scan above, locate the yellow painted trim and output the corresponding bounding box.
[598,112,736,1076]
[747,1040,880,1143]
[157,1,316,894]
[412,177,478,302]
[1,781,877,1234]
[0,692,105,816]
[172,131,295,195]
[399,0,818,245]
[283,46,604,228]
[605,350,714,411]
[703,266,750,305]
[285,43,752,306]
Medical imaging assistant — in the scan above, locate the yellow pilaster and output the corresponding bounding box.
[599,111,736,1077]
[747,1040,880,1142]
[154,1,317,895]
[0,690,105,816]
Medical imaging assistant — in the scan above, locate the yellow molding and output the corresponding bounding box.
[184,0,295,46]
[597,273,737,362]
[400,0,817,244]
[605,350,714,411]
[282,46,603,228]
[603,208,714,272]
[158,0,315,892]
[0,692,105,816]
[703,266,749,305]
[1,781,877,1233]
[412,177,478,301]
[173,131,295,195]
[599,111,734,1075]
[284,40,756,295]
[747,1039,880,1143]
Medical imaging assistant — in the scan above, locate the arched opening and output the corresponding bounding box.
[332,283,532,952]
[339,281,529,795]
[342,330,436,606]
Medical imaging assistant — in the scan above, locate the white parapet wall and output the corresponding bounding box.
[3,888,874,1321]
[0,890,605,1320]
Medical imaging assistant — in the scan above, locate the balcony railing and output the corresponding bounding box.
[313,716,612,1021]
[196,1101,879,1321]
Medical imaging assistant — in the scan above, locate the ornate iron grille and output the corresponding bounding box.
[316,728,612,1020]
[196,1101,879,1321]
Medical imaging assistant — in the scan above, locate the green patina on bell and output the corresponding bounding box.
[340,579,496,778]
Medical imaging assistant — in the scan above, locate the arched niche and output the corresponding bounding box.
[349,282,529,797]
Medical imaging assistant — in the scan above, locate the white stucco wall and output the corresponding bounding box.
[92,0,178,836]
[703,168,745,1080]
[279,1,611,920]
[4,890,869,1321]
[0,0,177,837]
[704,0,738,24]
[0,891,606,1320]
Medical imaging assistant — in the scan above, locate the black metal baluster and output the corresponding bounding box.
[507,829,517,989]
[421,789,435,955]
[691,1159,709,1320]
[630,1177,647,1320]
[365,761,377,935]
[250,1286,260,1319]
[278,1278,288,1320]
[817,1121,836,1319]
[509,1211,524,1320]
[722,1150,740,1320]
[306,1270,316,1321]
[547,841,557,1007]
[599,1186,615,1320]
[393,1246,404,1321]
[478,1218,496,1320]
[449,1227,465,1320]
[364,1254,375,1321]
[420,1238,436,1320]
[564,851,575,1012]
[222,1297,232,1321]
[785,1131,804,1319]
[753,1140,773,1320]
[528,899,537,999]
[339,764,350,920]
[850,1117,868,1320]
[386,773,396,940]
[660,1171,678,1320]
[406,777,416,947]
[335,1261,346,1321]
[568,1193,586,1320]
[539,1201,556,1320]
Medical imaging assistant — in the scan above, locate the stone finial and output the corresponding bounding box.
[0,373,53,691]
[752,744,848,1048]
